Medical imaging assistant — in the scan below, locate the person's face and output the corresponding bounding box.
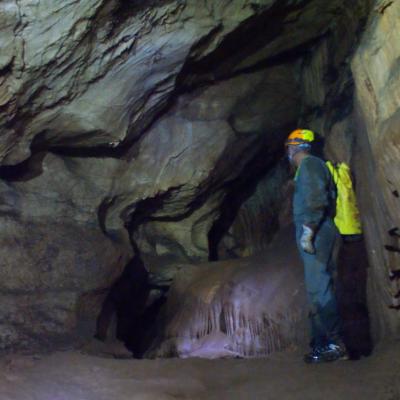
[286,145,298,166]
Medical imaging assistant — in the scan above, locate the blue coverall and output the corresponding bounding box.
[293,155,342,347]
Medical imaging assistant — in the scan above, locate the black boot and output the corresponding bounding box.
[304,344,348,364]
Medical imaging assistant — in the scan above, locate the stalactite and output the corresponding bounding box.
[149,239,308,358]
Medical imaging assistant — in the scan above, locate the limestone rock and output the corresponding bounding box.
[0,0,384,352]
[297,0,400,342]
[109,63,301,262]
[0,0,371,164]
[0,154,131,350]
[148,227,308,358]
[218,161,291,258]
[350,0,400,341]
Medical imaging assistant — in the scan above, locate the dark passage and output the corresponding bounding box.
[94,254,167,358]
[337,236,372,359]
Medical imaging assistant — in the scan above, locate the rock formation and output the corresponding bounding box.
[147,226,308,358]
[0,0,398,354]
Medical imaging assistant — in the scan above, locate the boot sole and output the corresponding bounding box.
[304,352,349,364]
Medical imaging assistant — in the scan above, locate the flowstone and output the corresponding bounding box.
[148,227,308,358]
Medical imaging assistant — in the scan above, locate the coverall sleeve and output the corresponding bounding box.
[296,157,330,228]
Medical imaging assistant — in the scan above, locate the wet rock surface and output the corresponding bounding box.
[0,0,398,354]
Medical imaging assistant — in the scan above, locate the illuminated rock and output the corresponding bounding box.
[149,227,308,358]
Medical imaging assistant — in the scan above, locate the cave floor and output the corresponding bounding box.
[1,340,400,400]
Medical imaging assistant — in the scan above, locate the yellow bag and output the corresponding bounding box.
[325,161,363,235]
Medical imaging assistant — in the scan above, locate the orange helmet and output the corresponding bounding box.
[285,129,315,146]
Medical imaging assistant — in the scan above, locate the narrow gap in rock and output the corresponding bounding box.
[208,144,285,261]
[0,151,46,181]
[94,235,169,358]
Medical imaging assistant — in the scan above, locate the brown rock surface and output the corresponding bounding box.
[0,154,131,350]
[1,0,398,354]
[149,226,308,358]
[294,0,400,343]
[350,1,400,340]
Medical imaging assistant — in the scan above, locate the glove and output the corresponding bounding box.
[300,225,315,254]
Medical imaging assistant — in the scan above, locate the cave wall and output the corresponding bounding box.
[130,63,301,264]
[217,161,291,258]
[299,0,400,341]
[224,0,374,257]
[1,0,311,351]
[0,154,132,350]
[350,1,400,341]
[1,0,396,351]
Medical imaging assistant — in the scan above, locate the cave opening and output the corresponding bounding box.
[1,0,400,397]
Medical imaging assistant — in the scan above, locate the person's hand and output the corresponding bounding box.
[300,225,315,254]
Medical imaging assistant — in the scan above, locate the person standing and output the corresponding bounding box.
[285,129,348,363]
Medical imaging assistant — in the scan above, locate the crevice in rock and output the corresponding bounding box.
[93,250,152,358]
[0,151,46,182]
[337,238,373,359]
[176,0,315,89]
[48,143,125,158]
[0,61,13,77]
[108,0,178,35]
[178,34,328,93]
[98,196,117,238]
[13,0,26,72]
[93,217,170,358]
[121,186,185,230]
[207,143,286,261]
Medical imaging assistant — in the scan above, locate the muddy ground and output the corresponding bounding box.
[1,340,400,400]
